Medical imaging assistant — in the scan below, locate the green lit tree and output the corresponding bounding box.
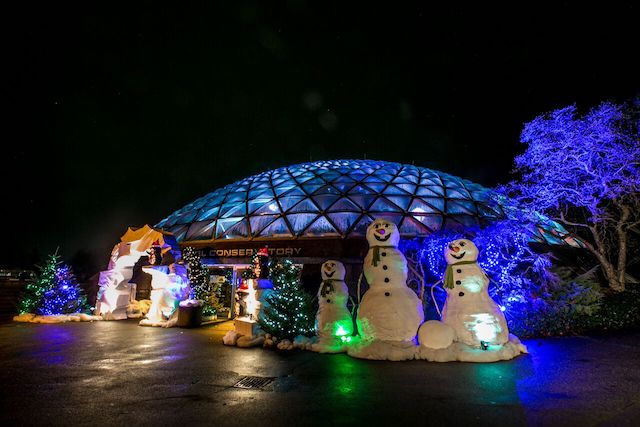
[183,247,221,315]
[258,258,315,339]
[19,253,87,315]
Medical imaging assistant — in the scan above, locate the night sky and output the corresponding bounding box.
[3,2,638,273]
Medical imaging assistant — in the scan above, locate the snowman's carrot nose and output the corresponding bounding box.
[378,229,386,235]
[451,246,460,253]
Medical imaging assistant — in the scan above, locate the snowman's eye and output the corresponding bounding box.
[385,224,389,228]
[460,242,466,247]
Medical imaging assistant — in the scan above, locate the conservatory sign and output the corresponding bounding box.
[198,247,303,258]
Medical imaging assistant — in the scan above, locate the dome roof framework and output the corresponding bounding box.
[157,160,512,243]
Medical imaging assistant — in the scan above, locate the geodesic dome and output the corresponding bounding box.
[156,159,578,246]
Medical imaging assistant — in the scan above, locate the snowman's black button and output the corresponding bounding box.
[384,292,390,296]
[326,299,331,303]
[384,278,390,283]
[381,252,387,256]
[455,280,461,285]
[456,269,462,273]
[382,265,388,270]
[458,292,465,297]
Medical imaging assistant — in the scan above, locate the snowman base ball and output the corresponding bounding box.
[415,334,528,363]
[418,320,455,350]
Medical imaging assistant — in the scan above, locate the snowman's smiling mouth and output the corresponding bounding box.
[325,270,335,278]
[451,252,466,260]
[374,233,391,242]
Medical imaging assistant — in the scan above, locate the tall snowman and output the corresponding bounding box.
[356,219,424,345]
[441,238,509,348]
[312,260,353,353]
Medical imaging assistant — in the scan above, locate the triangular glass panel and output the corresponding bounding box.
[288,198,320,213]
[276,187,305,198]
[363,175,386,183]
[414,214,444,232]
[327,197,361,212]
[369,197,402,213]
[364,182,388,193]
[334,175,356,183]
[383,185,411,195]
[196,206,220,221]
[416,186,441,197]
[216,217,244,239]
[350,214,374,235]
[395,183,417,194]
[327,212,361,235]
[185,220,215,240]
[348,170,367,181]
[171,224,189,242]
[313,194,340,210]
[252,201,283,215]
[299,176,326,186]
[319,170,341,181]
[387,196,412,211]
[224,192,247,203]
[277,195,306,212]
[348,194,377,210]
[191,198,208,210]
[249,215,277,236]
[258,217,292,237]
[221,202,247,218]
[446,188,471,199]
[399,216,430,235]
[422,197,445,212]
[408,198,438,214]
[305,215,339,236]
[332,182,356,193]
[373,172,395,183]
[301,183,325,194]
[446,200,477,215]
[286,213,319,234]
[312,184,340,195]
[348,185,376,195]
[222,218,249,239]
[248,189,272,200]
[174,210,198,224]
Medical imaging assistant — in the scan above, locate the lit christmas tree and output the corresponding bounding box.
[183,246,221,316]
[258,258,315,339]
[19,253,87,315]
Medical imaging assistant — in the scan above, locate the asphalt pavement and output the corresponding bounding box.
[1,320,639,426]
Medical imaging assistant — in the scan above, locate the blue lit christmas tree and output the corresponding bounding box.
[19,253,88,315]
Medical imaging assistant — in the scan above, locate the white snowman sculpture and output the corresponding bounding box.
[420,238,509,350]
[356,219,424,345]
[312,260,353,352]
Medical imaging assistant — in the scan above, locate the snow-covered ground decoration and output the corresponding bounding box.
[13,313,102,323]
[311,260,354,353]
[348,219,424,361]
[416,239,527,362]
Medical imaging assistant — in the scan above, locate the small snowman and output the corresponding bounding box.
[441,238,509,349]
[356,219,424,343]
[312,260,353,352]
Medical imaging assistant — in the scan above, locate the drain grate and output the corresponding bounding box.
[233,376,275,390]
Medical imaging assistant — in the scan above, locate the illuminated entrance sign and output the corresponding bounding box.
[200,247,303,258]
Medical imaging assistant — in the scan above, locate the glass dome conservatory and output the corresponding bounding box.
[156,159,577,246]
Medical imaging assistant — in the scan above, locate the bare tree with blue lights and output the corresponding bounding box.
[500,101,640,291]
